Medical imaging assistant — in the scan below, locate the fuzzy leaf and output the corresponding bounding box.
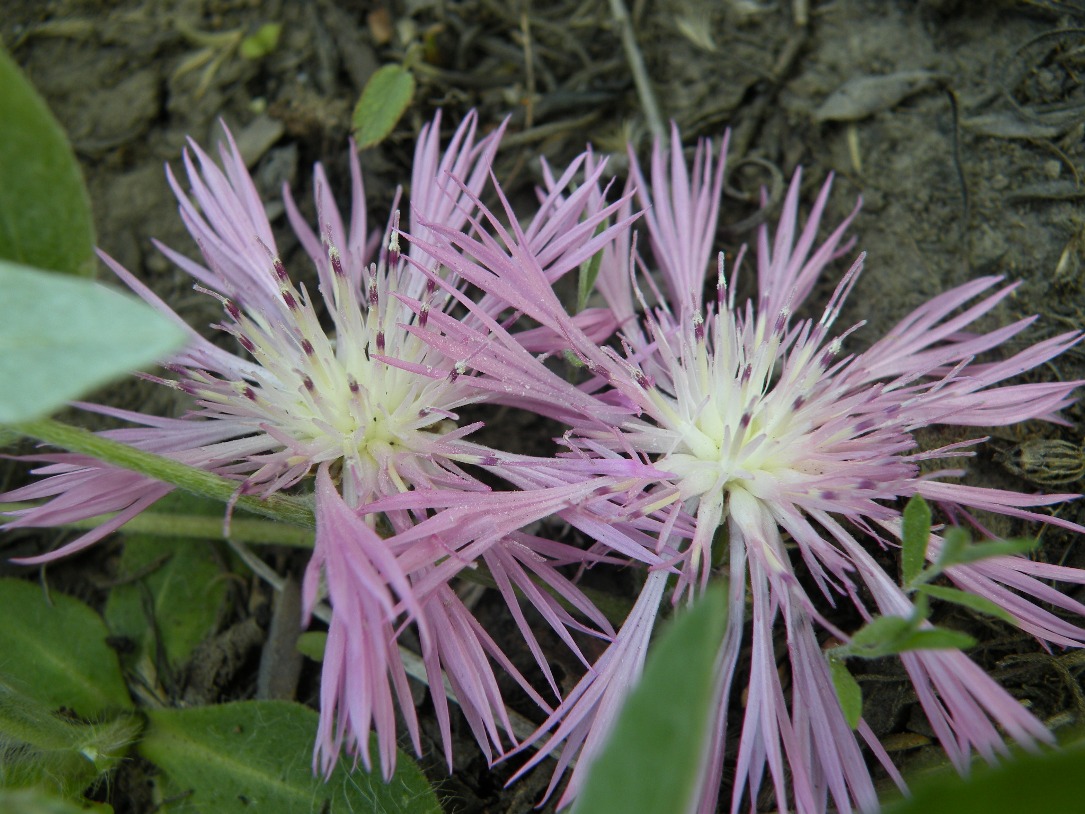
[0,788,113,814]
[104,534,229,669]
[881,738,1085,814]
[829,658,863,729]
[140,701,442,814]
[352,65,415,150]
[0,680,140,797]
[901,494,931,587]
[571,585,728,814]
[918,584,1015,624]
[0,261,186,423]
[0,48,95,277]
[0,579,132,717]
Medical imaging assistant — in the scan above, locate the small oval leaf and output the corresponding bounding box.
[0,47,95,276]
[352,65,416,150]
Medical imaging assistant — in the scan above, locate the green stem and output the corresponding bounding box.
[12,417,314,530]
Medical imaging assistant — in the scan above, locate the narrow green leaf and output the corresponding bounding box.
[897,627,977,652]
[0,578,132,717]
[11,417,314,529]
[571,585,728,814]
[936,526,971,571]
[352,65,416,150]
[918,584,1015,624]
[881,738,1085,814]
[0,48,95,276]
[140,701,442,814]
[0,680,141,797]
[0,787,113,814]
[828,658,863,729]
[0,261,186,423]
[576,221,609,313]
[901,494,931,587]
[104,535,229,669]
[940,537,1037,569]
[844,614,916,660]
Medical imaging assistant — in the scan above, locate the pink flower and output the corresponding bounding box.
[403,125,1085,812]
[1,112,631,779]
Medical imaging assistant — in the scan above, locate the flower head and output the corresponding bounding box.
[1,112,630,780]
[404,126,1085,812]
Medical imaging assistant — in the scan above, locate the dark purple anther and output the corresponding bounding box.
[273,258,289,282]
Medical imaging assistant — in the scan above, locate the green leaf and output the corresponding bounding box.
[296,631,327,662]
[828,658,863,729]
[0,48,95,277]
[842,609,975,660]
[917,583,1015,624]
[104,535,229,669]
[352,65,416,150]
[576,221,609,313]
[0,260,187,423]
[0,680,140,797]
[881,738,1085,814]
[0,787,113,814]
[844,614,917,660]
[239,23,282,60]
[897,627,977,652]
[0,579,132,717]
[139,701,442,814]
[938,536,1037,569]
[571,585,728,814]
[901,494,931,587]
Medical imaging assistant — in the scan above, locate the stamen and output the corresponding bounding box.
[387,211,401,266]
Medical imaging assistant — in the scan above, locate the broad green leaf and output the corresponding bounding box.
[881,739,1085,814]
[917,583,1015,624]
[0,787,113,814]
[104,535,229,669]
[139,701,442,814]
[0,48,95,277]
[900,495,931,587]
[0,579,132,717]
[0,261,186,423]
[240,23,282,60]
[0,680,140,797]
[571,585,728,814]
[828,658,863,729]
[352,65,415,150]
